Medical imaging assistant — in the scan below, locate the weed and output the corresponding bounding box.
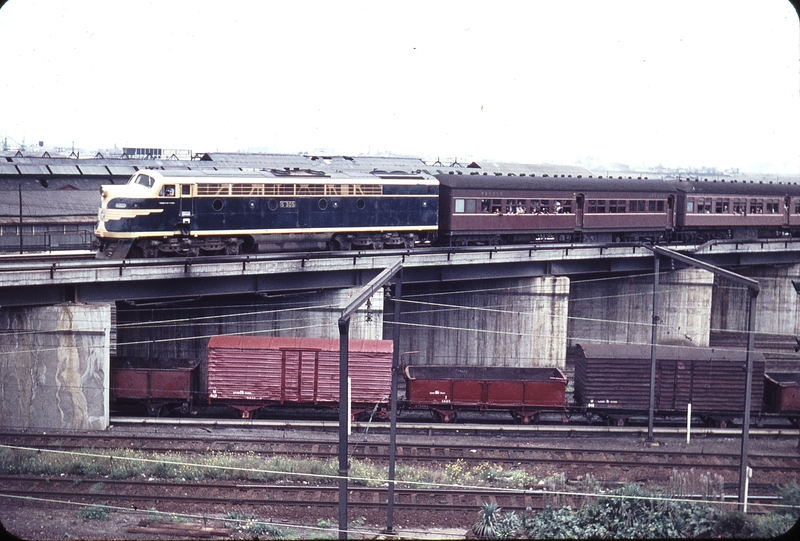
[78,503,111,521]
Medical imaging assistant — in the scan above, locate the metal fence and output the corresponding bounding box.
[0,230,94,253]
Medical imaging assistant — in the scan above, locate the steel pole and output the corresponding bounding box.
[738,287,758,506]
[338,317,350,540]
[647,253,660,442]
[385,272,402,534]
[19,183,23,254]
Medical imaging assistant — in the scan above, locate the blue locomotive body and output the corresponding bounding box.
[96,168,439,258]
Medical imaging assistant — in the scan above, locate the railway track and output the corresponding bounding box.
[2,428,799,480]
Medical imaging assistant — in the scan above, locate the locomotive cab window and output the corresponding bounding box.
[159,185,177,197]
[133,174,154,188]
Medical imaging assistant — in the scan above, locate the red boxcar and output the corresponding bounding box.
[764,372,800,423]
[404,364,568,423]
[112,365,199,416]
[207,335,392,418]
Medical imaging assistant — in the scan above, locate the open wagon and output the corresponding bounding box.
[403,364,568,423]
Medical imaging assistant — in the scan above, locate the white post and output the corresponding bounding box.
[686,403,692,444]
[743,466,753,513]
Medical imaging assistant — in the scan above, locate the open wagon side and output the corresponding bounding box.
[403,365,568,423]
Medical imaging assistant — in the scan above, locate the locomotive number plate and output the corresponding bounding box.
[280,200,296,208]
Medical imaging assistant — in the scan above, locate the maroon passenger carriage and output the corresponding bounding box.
[435,173,676,245]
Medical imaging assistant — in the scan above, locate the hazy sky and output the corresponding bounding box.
[1,1,799,173]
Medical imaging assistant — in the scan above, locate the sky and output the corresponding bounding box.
[1,0,799,174]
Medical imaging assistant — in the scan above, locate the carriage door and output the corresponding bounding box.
[575,194,585,230]
[784,196,792,226]
[667,195,675,228]
[179,184,193,235]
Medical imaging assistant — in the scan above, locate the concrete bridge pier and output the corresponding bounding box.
[392,276,570,368]
[568,267,715,349]
[0,302,111,430]
[711,263,800,346]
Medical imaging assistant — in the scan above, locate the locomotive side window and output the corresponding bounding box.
[750,199,764,214]
[181,184,191,196]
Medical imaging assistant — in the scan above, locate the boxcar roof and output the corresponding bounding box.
[208,335,393,354]
[576,342,764,363]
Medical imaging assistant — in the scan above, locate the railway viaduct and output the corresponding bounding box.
[1,240,799,430]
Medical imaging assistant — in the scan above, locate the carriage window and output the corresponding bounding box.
[766,200,780,214]
[733,198,745,214]
[715,198,730,213]
[795,199,800,214]
[697,198,712,213]
[455,199,465,213]
[656,201,665,212]
[608,200,626,213]
[648,200,657,212]
[587,200,607,213]
[750,199,763,214]
[557,199,572,213]
[532,200,551,214]
[491,199,502,213]
[686,199,695,213]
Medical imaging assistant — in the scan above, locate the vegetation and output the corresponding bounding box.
[3,446,798,538]
[471,482,800,539]
[77,502,112,521]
